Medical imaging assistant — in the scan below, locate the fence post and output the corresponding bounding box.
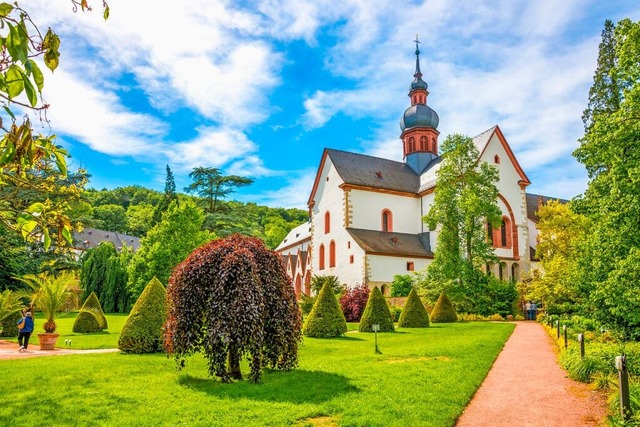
[563,325,568,349]
[556,320,560,339]
[578,334,584,359]
[615,355,632,422]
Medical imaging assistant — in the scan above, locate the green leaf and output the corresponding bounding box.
[5,65,24,98]
[44,49,60,72]
[18,219,37,239]
[53,150,67,176]
[0,139,15,164]
[26,60,44,91]
[6,22,28,64]
[43,228,51,251]
[0,2,13,18]
[22,71,37,107]
[28,202,45,214]
[61,226,72,245]
[103,5,110,20]
[3,105,15,120]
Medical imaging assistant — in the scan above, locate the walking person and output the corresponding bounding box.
[530,301,538,321]
[17,310,35,352]
[524,301,531,320]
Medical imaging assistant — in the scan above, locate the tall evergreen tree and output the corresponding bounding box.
[581,20,620,131]
[152,165,178,225]
[424,134,501,298]
[184,167,254,214]
[573,19,640,339]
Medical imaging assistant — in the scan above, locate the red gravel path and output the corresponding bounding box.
[456,322,607,427]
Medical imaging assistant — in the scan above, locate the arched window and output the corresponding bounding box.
[499,263,505,281]
[295,275,302,296]
[329,241,336,268]
[381,284,388,296]
[494,154,500,164]
[420,136,427,151]
[511,263,519,283]
[324,211,330,234]
[432,138,437,153]
[381,209,393,232]
[319,244,325,270]
[500,219,508,247]
[408,137,416,152]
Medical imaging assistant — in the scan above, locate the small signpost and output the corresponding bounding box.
[578,334,585,359]
[372,324,381,354]
[563,325,568,349]
[615,355,632,422]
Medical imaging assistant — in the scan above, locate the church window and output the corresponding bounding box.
[487,223,494,245]
[433,138,437,153]
[382,210,393,232]
[347,241,351,249]
[511,263,519,283]
[409,137,415,152]
[319,244,325,270]
[499,263,505,280]
[324,211,330,234]
[349,255,354,264]
[329,241,336,268]
[407,262,414,271]
[500,219,508,247]
[420,136,427,151]
[494,155,500,164]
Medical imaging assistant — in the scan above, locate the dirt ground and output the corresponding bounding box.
[0,339,118,360]
[456,322,607,427]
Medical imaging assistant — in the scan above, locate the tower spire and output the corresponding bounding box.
[414,33,422,79]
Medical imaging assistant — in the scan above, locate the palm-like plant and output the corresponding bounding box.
[0,290,25,331]
[15,272,79,333]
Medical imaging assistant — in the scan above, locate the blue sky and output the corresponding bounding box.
[24,0,640,208]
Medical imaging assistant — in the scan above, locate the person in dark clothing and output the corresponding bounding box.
[17,311,35,352]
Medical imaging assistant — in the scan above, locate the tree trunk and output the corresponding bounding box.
[227,348,243,380]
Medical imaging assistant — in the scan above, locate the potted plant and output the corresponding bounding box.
[15,272,78,350]
[0,290,24,335]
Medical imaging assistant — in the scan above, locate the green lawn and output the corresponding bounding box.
[5,312,127,349]
[0,322,513,426]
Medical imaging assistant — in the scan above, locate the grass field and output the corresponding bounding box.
[4,312,128,349]
[0,321,513,426]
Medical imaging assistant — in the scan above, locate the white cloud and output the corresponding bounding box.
[241,168,317,208]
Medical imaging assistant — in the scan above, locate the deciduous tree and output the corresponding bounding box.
[164,235,302,383]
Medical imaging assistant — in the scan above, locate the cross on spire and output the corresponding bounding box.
[413,34,422,78]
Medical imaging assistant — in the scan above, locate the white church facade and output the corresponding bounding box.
[277,42,555,296]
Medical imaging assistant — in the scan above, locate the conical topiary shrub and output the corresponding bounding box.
[73,310,102,333]
[430,290,458,323]
[76,291,108,330]
[119,277,167,353]
[303,280,347,338]
[398,288,430,328]
[359,286,394,332]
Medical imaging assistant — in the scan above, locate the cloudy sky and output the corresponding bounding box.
[23,0,640,208]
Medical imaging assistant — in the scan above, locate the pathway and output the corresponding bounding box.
[0,339,119,360]
[456,322,607,427]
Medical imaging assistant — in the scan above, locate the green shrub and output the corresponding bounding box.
[299,294,316,316]
[488,314,504,321]
[0,311,20,337]
[398,288,429,328]
[389,305,402,322]
[430,291,458,323]
[359,286,394,332]
[79,292,108,330]
[72,310,102,333]
[118,277,167,353]
[390,274,413,297]
[303,280,347,338]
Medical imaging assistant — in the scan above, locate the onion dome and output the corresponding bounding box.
[400,104,439,131]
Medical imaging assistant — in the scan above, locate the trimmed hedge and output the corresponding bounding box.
[80,292,108,330]
[398,288,430,328]
[430,291,458,323]
[303,280,347,338]
[73,310,102,333]
[359,286,394,332]
[118,277,167,353]
[0,311,20,337]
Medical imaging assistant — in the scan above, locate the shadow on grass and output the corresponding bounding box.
[178,369,360,404]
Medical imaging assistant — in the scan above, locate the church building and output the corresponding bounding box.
[277,42,554,296]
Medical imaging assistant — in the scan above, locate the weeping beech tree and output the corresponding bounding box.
[164,234,302,383]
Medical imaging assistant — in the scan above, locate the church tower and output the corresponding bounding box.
[399,37,440,174]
